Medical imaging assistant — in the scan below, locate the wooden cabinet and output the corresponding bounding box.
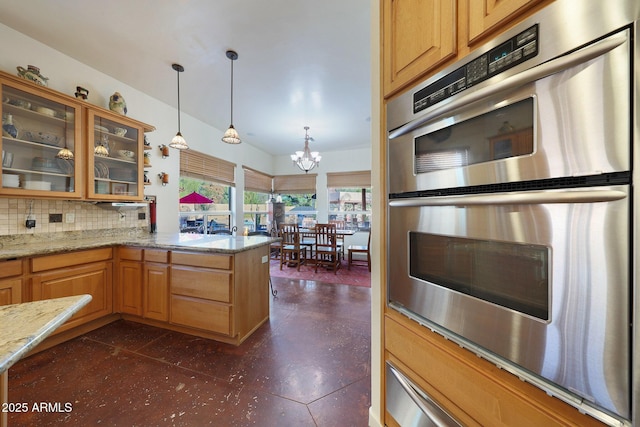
[116,247,169,321]
[1,75,82,197]
[87,109,146,200]
[382,0,551,97]
[0,259,23,306]
[30,248,113,334]
[170,252,233,336]
[143,250,169,321]
[169,248,270,344]
[0,70,154,200]
[382,0,456,99]
[117,247,143,316]
[468,0,544,44]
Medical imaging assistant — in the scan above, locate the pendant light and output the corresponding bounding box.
[291,126,321,173]
[169,63,189,150]
[56,143,74,160]
[222,50,241,144]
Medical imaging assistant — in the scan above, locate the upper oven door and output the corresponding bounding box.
[387,28,630,195]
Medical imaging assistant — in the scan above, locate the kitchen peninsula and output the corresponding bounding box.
[0,231,275,349]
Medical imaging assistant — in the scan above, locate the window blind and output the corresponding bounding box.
[273,174,317,194]
[243,166,273,193]
[326,170,371,188]
[180,149,235,185]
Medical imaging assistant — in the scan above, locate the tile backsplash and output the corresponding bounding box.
[0,198,148,235]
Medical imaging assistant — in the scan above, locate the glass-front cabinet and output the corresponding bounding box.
[87,110,143,200]
[0,71,154,201]
[1,82,82,197]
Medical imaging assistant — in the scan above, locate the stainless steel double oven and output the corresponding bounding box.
[386,1,639,425]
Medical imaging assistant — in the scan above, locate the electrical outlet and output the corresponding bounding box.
[138,212,146,220]
[65,213,75,223]
[25,218,36,229]
[49,213,63,223]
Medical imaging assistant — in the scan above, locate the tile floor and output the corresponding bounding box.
[7,276,371,426]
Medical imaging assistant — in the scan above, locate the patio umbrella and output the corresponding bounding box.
[179,191,213,204]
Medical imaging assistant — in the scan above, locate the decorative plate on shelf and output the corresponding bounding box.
[56,158,74,175]
[94,161,109,178]
[94,125,109,133]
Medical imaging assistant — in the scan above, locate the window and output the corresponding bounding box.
[327,171,371,230]
[180,150,235,234]
[243,191,270,232]
[280,194,317,228]
[179,177,232,234]
[273,174,317,228]
[243,166,273,233]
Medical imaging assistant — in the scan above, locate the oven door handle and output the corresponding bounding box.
[387,363,462,426]
[388,189,627,207]
[389,31,628,139]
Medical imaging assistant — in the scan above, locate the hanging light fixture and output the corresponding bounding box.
[169,63,189,150]
[291,126,321,173]
[56,143,74,160]
[221,50,241,144]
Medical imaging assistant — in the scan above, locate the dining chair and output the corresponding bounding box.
[328,219,346,259]
[313,223,340,274]
[269,227,283,259]
[279,229,307,271]
[348,230,371,271]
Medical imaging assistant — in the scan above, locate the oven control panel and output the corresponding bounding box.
[413,24,539,114]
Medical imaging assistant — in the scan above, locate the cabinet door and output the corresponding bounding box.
[143,263,169,321]
[31,262,113,333]
[86,109,143,200]
[0,278,22,306]
[468,0,546,44]
[383,0,456,97]
[119,260,143,316]
[1,79,82,197]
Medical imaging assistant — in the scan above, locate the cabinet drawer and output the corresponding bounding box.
[170,295,231,335]
[171,267,231,302]
[119,247,143,261]
[31,248,113,272]
[0,259,23,279]
[145,249,168,263]
[171,251,231,270]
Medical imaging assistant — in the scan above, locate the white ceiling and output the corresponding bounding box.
[0,0,372,156]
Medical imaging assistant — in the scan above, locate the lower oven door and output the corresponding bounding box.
[387,185,630,421]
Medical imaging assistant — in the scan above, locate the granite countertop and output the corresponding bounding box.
[0,231,279,260]
[0,295,92,374]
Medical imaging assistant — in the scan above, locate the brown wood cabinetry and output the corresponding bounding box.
[116,247,169,321]
[143,250,169,322]
[170,248,269,344]
[382,0,456,99]
[117,247,143,316]
[0,259,23,306]
[382,0,551,97]
[0,70,154,200]
[30,248,113,334]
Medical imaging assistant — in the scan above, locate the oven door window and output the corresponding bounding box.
[409,232,549,320]
[415,97,534,173]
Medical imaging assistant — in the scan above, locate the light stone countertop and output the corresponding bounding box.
[0,231,279,260]
[0,295,92,374]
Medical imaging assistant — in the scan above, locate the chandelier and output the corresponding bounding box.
[291,126,321,173]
